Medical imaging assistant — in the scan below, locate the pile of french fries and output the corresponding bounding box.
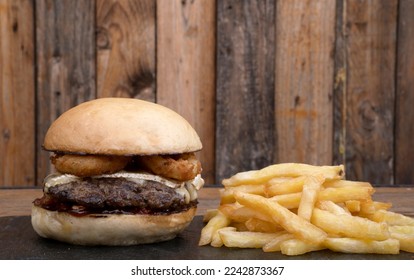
[199,163,414,255]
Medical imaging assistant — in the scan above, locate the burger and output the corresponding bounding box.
[31,98,204,246]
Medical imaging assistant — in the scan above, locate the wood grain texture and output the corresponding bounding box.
[333,0,347,166]
[341,0,397,184]
[96,0,155,101]
[275,0,336,166]
[35,0,96,185]
[157,0,216,184]
[0,0,35,186]
[0,0,412,188]
[395,0,414,184]
[0,188,42,217]
[216,0,275,183]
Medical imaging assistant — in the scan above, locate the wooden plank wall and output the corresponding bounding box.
[0,0,413,187]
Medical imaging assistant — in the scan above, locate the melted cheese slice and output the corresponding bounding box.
[44,171,204,204]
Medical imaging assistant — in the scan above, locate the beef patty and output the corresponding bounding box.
[34,177,196,215]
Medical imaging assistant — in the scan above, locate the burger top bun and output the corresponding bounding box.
[43,98,202,155]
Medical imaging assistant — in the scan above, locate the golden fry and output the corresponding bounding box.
[345,200,361,213]
[245,218,283,233]
[262,233,295,252]
[220,184,265,204]
[203,209,219,223]
[388,225,414,252]
[229,222,249,232]
[318,186,374,203]
[280,239,325,256]
[228,206,273,223]
[269,193,302,209]
[312,208,390,241]
[324,238,399,254]
[268,185,372,210]
[201,162,410,256]
[323,179,372,189]
[265,176,306,196]
[210,230,225,247]
[199,210,231,246]
[222,163,344,187]
[359,201,392,216]
[389,225,414,235]
[218,203,241,217]
[297,176,324,221]
[367,210,414,226]
[317,200,351,215]
[234,192,327,244]
[219,228,285,249]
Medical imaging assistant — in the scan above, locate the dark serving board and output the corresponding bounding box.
[1,215,413,260]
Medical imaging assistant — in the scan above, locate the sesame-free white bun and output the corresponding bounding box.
[31,205,197,246]
[43,98,202,155]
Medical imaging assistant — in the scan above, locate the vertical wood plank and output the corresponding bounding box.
[275,0,336,166]
[0,0,35,186]
[395,0,414,184]
[215,0,275,182]
[333,0,346,166]
[340,0,397,184]
[96,0,155,101]
[157,0,216,183]
[36,0,96,185]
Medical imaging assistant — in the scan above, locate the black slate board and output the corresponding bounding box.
[1,216,413,260]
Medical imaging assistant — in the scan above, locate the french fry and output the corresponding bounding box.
[229,222,249,232]
[265,176,306,196]
[388,226,414,253]
[390,234,414,253]
[359,201,392,215]
[312,208,390,241]
[317,200,351,215]
[318,186,374,203]
[222,163,344,187]
[297,176,324,220]
[245,217,283,233]
[267,177,292,184]
[323,179,372,189]
[210,230,224,247]
[324,238,400,254]
[262,233,295,252]
[389,225,414,235]
[219,228,285,248]
[199,210,231,246]
[367,210,414,226]
[218,203,241,217]
[203,209,219,222]
[229,206,273,223]
[220,184,266,204]
[234,192,327,244]
[268,186,373,210]
[211,227,235,248]
[269,186,373,210]
[201,162,411,256]
[345,200,361,213]
[280,239,326,256]
[269,192,302,209]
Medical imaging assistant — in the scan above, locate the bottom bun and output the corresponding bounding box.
[31,205,196,246]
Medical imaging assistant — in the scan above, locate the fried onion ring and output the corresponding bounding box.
[139,153,201,181]
[51,153,132,177]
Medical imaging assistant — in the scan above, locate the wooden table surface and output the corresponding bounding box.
[1,186,413,218]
